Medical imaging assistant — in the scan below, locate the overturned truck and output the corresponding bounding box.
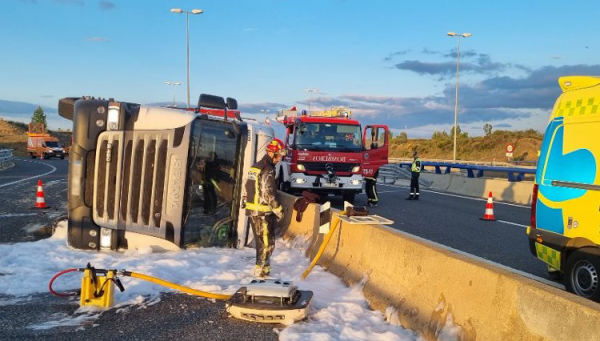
[59,94,274,251]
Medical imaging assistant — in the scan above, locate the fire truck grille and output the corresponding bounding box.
[302,162,358,173]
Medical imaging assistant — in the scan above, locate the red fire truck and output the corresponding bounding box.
[276,107,389,203]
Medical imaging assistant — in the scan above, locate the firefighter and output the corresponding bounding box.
[406,150,421,200]
[244,138,286,277]
[365,175,378,207]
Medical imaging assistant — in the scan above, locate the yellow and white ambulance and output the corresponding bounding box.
[528,75,600,302]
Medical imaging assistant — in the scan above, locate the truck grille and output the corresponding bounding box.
[302,162,358,173]
[93,128,188,243]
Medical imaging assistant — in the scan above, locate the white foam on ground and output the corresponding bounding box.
[0,221,421,340]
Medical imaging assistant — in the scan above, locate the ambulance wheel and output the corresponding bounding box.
[565,248,600,302]
[342,191,355,204]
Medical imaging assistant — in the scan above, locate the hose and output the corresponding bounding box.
[301,212,345,280]
[127,272,232,301]
[49,268,79,297]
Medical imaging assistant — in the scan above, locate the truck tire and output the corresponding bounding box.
[565,247,600,302]
[30,153,36,159]
[342,191,356,204]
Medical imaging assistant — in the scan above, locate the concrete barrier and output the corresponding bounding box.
[420,173,533,205]
[276,191,600,341]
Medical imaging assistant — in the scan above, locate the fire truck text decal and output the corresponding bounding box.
[167,157,183,215]
[312,155,347,162]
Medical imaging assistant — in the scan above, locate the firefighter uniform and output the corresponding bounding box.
[245,154,283,277]
[365,176,379,207]
[407,155,421,200]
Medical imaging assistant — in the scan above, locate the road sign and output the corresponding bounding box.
[506,152,513,157]
[506,144,514,153]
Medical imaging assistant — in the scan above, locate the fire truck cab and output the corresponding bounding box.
[277,108,389,203]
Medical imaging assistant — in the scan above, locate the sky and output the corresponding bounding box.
[1,0,599,137]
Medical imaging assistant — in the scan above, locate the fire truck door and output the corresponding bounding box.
[362,125,389,178]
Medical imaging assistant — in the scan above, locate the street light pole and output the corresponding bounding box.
[165,81,181,107]
[171,8,203,109]
[304,89,320,113]
[447,32,471,162]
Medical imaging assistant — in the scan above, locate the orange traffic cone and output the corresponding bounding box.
[34,179,49,209]
[481,191,496,221]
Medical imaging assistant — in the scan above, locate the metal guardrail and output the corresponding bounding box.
[0,149,13,169]
[389,157,538,168]
[397,161,536,182]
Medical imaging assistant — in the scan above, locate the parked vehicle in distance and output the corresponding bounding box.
[528,75,600,302]
[27,123,66,159]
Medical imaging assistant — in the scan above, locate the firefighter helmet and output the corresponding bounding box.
[266,138,286,156]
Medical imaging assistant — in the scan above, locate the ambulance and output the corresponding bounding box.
[528,76,600,302]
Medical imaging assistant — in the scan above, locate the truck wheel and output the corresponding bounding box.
[565,248,600,302]
[342,191,356,204]
[30,153,36,159]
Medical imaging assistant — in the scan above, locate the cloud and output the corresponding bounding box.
[495,123,512,128]
[86,37,110,43]
[550,55,563,60]
[392,53,506,77]
[99,0,114,9]
[383,50,411,62]
[0,99,57,114]
[238,102,289,114]
[291,64,600,134]
[242,28,258,32]
[54,0,84,5]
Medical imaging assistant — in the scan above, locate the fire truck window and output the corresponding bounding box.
[295,123,361,152]
[184,119,238,247]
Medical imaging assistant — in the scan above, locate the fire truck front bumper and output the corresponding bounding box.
[289,173,363,191]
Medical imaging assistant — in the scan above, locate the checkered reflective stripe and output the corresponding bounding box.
[558,97,599,117]
[535,242,561,270]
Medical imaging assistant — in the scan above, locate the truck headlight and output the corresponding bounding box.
[107,102,120,131]
[100,227,112,250]
[293,178,307,184]
[350,179,361,185]
[351,166,360,173]
[296,164,306,171]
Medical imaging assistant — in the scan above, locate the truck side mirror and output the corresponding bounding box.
[198,94,226,109]
[226,97,238,110]
[58,97,80,121]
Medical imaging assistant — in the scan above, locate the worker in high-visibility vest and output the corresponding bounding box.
[244,138,286,278]
[406,150,421,200]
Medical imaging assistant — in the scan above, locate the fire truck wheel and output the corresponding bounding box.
[30,153,36,159]
[342,191,356,204]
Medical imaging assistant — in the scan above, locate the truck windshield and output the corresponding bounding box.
[183,119,240,247]
[295,123,362,152]
[45,141,60,147]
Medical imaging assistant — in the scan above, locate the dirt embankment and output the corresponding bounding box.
[0,119,71,156]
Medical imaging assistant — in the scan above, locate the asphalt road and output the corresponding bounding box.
[343,179,550,281]
[0,158,277,341]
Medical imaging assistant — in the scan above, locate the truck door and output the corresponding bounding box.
[362,125,389,178]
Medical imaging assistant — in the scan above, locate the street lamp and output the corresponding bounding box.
[447,32,472,162]
[165,81,181,107]
[171,8,204,109]
[304,89,320,113]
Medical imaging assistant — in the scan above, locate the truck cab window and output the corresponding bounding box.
[184,119,239,247]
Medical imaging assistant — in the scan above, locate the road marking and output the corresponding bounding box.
[0,213,38,218]
[0,160,57,189]
[384,226,566,290]
[497,220,528,228]
[379,183,530,209]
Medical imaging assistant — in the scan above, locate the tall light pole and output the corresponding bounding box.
[447,32,472,162]
[304,89,320,113]
[165,81,181,107]
[171,8,203,109]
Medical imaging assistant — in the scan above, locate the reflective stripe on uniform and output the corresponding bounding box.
[272,205,282,214]
[246,202,273,212]
[261,220,269,265]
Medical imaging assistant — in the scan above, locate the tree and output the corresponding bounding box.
[31,106,47,128]
[397,132,408,143]
[449,124,461,137]
[483,123,493,136]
